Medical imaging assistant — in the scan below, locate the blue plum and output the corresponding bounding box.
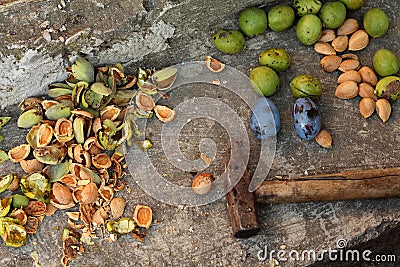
[250,98,280,139]
[293,97,321,140]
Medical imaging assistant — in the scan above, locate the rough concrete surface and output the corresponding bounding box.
[0,0,400,266]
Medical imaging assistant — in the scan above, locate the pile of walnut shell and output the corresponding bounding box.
[314,18,391,122]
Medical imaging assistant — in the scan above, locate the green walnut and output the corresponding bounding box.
[268,5,295,32]
[338,0,364,10]
[212,29,245,54]
[373,49,399,77]
[290,74,323,99]
[296,14,322,46]
[375,76,400,101]
[319,1,346,29]
[239,7,267,37]
[363,8,389,38]
[259,48,291,72]
[293,0,322,16]
[250,66,280,97]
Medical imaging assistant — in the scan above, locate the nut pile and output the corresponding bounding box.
[313,11,395,123]
[0,57,177,266]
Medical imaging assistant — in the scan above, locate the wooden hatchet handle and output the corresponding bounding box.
[255,167,400,203]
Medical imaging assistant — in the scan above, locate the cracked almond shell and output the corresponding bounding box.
[37,123,53,148]
[154,105,176,122]
[133,205,152,229]
[92,153,111,169]
[54,118,74,143]
[8,144,31,163]
[152,67,177,90]
[100,105,121,121]
[135,92,155,111]
[205,56,225,73]
[33,144,66,165]
[192,173,214,195]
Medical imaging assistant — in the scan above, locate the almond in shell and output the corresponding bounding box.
[359,98,376,118]
[321,55,342,72]
[338,59,361,72]
[335,81,359,99]
[358,83,377,100]
[337,70,361,84]
[315,130,332,148]
[110,197,126,219]
[358,66,378,86]
[331,36,348,53]
[314,42,336,55]
[376,98,391,122]
[337,18,359,36]
[318,29,336,43]
[348,30,369,51]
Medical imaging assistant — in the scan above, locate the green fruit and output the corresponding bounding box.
[375,76,400,101]
[373,49,399,77]
[363,8,389,38]
[296,14,322,45]
[250,66,280,97]
[268,5,295,32]
[290,75,323,99]
[293,0,322,16]
[338,0,364,10]
[238,7,267,37]
[319,1,346,29]
[259,48,291,72]
[212,29,245,54]
[12,194,29,209]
